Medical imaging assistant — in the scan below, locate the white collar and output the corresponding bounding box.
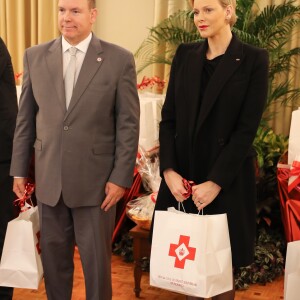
[62,32,92,53]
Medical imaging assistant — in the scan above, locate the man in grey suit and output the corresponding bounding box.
[10,0,140,299]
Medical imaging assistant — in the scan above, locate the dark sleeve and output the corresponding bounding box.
[158,44,183,175]
[0,37,18,163]
[208,48,269,190]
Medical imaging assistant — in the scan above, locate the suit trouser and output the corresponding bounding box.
[0,163,15,300]
[38,195,116,300]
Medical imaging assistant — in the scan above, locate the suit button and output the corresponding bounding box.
[64,126,69,131]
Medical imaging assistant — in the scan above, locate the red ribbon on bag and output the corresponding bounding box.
[13,182,35,211]
[288,160,300,193]
[182,178,195,198]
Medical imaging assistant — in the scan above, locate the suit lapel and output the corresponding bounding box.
[64,35,104,119]
[45,37,66,112]
[194,33,244,135]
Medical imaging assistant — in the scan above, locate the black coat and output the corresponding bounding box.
[0,37,18,298]
[0,38,18,164]
[153,33,269,267]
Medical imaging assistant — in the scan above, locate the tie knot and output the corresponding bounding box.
[69,47,77,56]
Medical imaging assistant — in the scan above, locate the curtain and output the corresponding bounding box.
[0,0,58,77]
[152,0,300,136]
[152,0,190,83]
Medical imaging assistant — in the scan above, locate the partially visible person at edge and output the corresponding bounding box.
[151,0,268,299]
[10,0,140,299]
[0,37,18,300]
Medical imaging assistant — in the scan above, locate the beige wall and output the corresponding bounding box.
[95,0,155,81]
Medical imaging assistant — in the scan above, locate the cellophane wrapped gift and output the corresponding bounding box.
[128,147,162,230]
[126,193,157,230]
[136,146,161,193]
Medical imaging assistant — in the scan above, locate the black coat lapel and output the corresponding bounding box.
[194,33,244,135]
[187,42,207,145]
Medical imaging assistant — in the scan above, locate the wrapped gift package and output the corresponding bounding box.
[126,193,157,230]
[139,92,165,151]
[277,108,300,242]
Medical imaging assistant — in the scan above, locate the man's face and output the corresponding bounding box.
[58,0,97,45]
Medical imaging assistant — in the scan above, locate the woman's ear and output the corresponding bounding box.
[225,5,233,21]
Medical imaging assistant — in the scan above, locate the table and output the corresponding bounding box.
[129,225,151,297]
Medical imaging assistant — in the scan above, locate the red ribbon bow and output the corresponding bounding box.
[290,160,300,177]
[288,160,300,193]
[182,178,195,198]
[13,182,35,210]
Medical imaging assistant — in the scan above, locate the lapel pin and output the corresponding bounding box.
[97,57,102,62]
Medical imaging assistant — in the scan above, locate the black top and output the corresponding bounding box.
[0,37,18,163]
[195,54,224,136]
[201,54,224,103]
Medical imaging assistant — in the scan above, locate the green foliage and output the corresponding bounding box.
[235,226,285,290]
[135,10,199,74]
[254,125,288,172]
[234,0,300,117]
[253,125,288,222]
[113,233,149,271]
[113,233,133,263]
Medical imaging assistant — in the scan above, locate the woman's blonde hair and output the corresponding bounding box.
[189,0,237,27]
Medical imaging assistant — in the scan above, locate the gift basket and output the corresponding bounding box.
[126,193,157,230]
[126,146,161,230]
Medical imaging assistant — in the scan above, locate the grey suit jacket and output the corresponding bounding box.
[10,34,140,208]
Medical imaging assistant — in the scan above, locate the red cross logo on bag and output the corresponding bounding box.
[168,235,196,269]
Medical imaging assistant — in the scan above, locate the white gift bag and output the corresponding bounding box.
[0,205,43,289]
[150,208,233,298]
[284,240,300,300]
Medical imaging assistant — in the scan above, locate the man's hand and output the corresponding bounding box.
[101,182,126,212]
[13,178,28,199]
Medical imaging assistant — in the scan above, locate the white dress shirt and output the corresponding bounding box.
[62,32,92,84]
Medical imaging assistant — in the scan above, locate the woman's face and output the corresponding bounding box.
[192,0,231,39]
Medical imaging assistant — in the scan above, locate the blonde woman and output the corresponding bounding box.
[151,0,269,299]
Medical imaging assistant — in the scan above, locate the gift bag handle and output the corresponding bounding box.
[13,182,35,212]
[179,178,203,215]
[178,202,203,215]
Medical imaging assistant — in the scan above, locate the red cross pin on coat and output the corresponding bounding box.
[169,235,196,269]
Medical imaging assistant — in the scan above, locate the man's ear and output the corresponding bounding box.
[91,8,98,24]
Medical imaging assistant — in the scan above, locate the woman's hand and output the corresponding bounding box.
[192,181,221,210]
[163,169,188,202]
